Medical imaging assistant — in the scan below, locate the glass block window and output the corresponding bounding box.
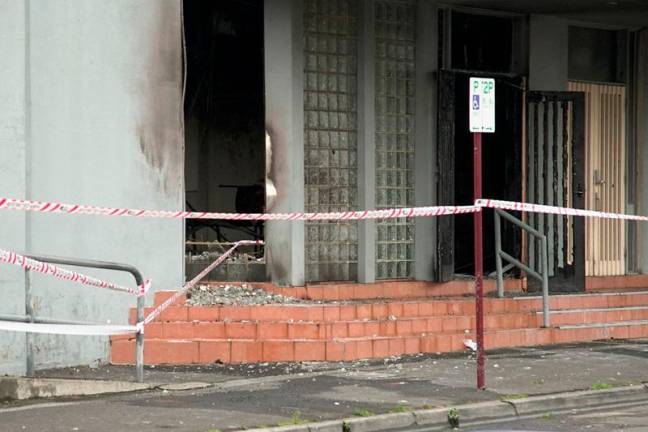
[304,0,359,282]
[375,1,416,279]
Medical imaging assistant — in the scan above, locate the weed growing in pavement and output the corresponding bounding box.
[590,383,612,390]
[388,405,411,413]
[342,421,351,432]
[206,429,222,432]
[352,408,375,417]
[542,412,554,420]
[277,410,310,426]
[447,407,459,428]
[501,393,529,400]
[421,403,435,409]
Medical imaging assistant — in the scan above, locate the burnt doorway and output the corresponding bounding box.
[526,91,586,292]
[437,71,523,280]
[183,0,265,280]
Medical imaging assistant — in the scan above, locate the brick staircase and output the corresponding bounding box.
[110,287,648,365]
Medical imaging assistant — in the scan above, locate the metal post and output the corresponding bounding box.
[25,269,34,377]
[25,254,146,381]
[494,210,504,298]
[541,236,550,328]
[473,132,485,390]
[136,296,144,383]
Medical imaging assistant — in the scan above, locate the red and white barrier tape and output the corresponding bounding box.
[0,320,139,336]
[143,240,262,325]
[3,195,648,221]
[0,241,258,336]
[477,199,648,222]
[2,196,644,337]
[0,197,479,221]
[0,249,151,297]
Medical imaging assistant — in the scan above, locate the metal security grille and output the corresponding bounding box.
[528,97,572,278]
[526,91,585,292]
[304,0,359,282]
[374,1,416,279]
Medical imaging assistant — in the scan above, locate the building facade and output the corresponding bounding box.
[1,0,648,374]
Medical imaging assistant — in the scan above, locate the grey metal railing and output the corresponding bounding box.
[494,209,550,327]
[0,254,145,382]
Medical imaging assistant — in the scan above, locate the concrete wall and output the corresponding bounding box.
[529,15,568,91]
[264,0,305,286]
[0,0,184,374]
[0,0,28,375]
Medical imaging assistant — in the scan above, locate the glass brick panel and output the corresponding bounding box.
[304,0,359,282]
[375,0,416,280]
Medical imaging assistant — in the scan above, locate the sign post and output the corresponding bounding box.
[469,77,495,390]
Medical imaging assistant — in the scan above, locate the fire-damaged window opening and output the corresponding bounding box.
[183,0,266,282]
[438,9,523,277]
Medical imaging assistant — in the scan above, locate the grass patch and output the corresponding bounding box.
[542,412,554,420]
[277,410,310,426]
[206,429,222,432]
[352,408,375,417]
[421,403,435,410]
[591,383,612,390]
[342,422,351,432]
[388,405,411,413]
[501,393,529,401]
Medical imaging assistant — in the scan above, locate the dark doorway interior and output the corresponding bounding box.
[183,0,265,245]
[453,73,523,275]
[450,11,513,73]
[436,10,522,278]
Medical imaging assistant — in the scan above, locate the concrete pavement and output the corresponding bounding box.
[1,339,647,431]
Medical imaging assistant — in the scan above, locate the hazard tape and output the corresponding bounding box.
[0,320,138,336]
[0,197,479,221]
[0,249,151,297]
[477,199,648,222]
[3,195,648,222]
[143,240,261,325]
[0,242,258,337]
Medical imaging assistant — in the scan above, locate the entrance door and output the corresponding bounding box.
[526,91,586,292]
[569,82,627,277]
[436,70,523,281]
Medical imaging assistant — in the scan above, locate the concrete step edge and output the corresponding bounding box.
[540,305,648,314]
[149,314,531,324]
[0,377,153,401]
[513,290,648,300]
[559,320,648,329]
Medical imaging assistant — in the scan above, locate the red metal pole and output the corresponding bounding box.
[474,132,485,390]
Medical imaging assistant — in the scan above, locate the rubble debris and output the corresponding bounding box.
[186,284,305,306]
[186,250,264,263]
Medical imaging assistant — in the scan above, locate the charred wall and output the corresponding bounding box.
[0,0,185,374]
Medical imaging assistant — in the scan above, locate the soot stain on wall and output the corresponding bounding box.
[136,2,184,196]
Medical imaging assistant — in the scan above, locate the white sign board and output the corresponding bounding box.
[469,77,495,133]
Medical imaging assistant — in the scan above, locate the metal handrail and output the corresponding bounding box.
[494,209,550,327]
[17,254,145,382]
